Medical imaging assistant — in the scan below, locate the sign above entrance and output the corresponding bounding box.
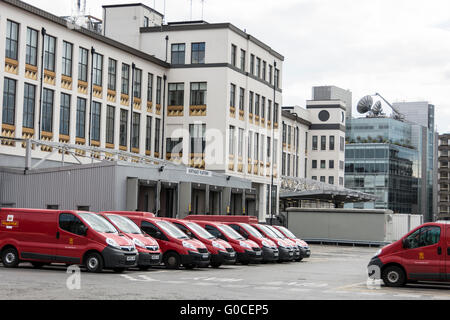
[186,168,213,177]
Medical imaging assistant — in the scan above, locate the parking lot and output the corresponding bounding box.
[1,244,450,300]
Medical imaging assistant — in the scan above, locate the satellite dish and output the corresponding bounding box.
[357,95,373,114]
[372,101,383,116]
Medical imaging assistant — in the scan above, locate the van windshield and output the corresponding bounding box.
[156,221,189,240]
[186,222,215,240]
[78,213,118,234]
[257,224,279,238]
[241,223,264,239]
[106,215,143,235]
[267,225,288,239]
[218,224,245,240]
[278,226,296,239]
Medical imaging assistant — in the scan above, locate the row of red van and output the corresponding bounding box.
[0,208,310,273]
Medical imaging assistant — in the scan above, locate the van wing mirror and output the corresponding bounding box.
[402,238,410,249]
[79,225,88,236]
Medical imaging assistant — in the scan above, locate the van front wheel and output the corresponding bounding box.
[85,252,104,273]
[164,252,181,270]
[2,247,19,268]
[382,266,406,287]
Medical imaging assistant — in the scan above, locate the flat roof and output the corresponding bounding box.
[141,22,285,61]
[102,3,164,18]
[2,0,169,68]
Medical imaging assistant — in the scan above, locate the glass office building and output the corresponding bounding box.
[344,117,423,215]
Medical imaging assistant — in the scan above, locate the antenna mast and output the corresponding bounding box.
[201,0,205,20]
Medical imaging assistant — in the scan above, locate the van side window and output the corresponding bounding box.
[205,225,224,239]
[229,224,240,233]
[141,221,167,241]
[406,226,441,249]
[173,223,195,239]
[59,213,86,236]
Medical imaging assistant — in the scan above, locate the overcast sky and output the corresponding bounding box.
[23,0,450,133]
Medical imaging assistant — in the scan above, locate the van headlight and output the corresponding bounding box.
[183,241,197,251]
[212,241,225,251]
[374,249,382,257]
[133,238,146,249]
[240,241,251,249]
[261,240,271,248]
[277,241,287,248]
[106,238,120,249]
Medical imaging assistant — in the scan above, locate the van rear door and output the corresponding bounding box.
[402,225,445,281]
[55,213,89,264]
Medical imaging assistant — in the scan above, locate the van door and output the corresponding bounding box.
[402,225,445,281]
[141,221,169,251]
[56,213,89,264]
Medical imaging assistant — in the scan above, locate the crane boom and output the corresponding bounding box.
[374,93,403,118]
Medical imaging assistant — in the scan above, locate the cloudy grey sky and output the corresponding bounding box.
[23,0,450,133]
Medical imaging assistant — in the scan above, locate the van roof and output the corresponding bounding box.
[0,208,88,214]
[184,215,259,223]
[101,211,156,218]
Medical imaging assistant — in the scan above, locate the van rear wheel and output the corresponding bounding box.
[2,247,19,268]
[382,266,406,287]
[85,252,104,273]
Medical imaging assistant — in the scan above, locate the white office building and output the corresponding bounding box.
[0,0,284,220]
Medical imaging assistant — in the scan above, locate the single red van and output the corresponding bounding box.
[273,225,311,261]
[368,222,450,287]
[0,208,138,273]
[100,213,162,270]
[163,218,237,268]
[187,220,263,265]
[110,212,211,269]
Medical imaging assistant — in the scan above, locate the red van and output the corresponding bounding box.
[250,224,295,262]
[273,225,311,261]
[0,208,138,273]
[187,220,263,265]
[110,212,211,269]
[163,218,237,268]
[368,222,450,287]
[100,213,162,270]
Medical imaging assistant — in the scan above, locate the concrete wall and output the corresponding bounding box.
[283,208,392,244]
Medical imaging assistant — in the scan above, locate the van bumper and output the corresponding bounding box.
[293,248,301,260]
[237,250,263,264]
[368,256,384,276]
[300,247,311,259]
[279,247,294,262]
[102,247,138,269]
[181,251,211,267]
[211,251,237,265]
[262,247,279,262]
[138,252,162,266]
